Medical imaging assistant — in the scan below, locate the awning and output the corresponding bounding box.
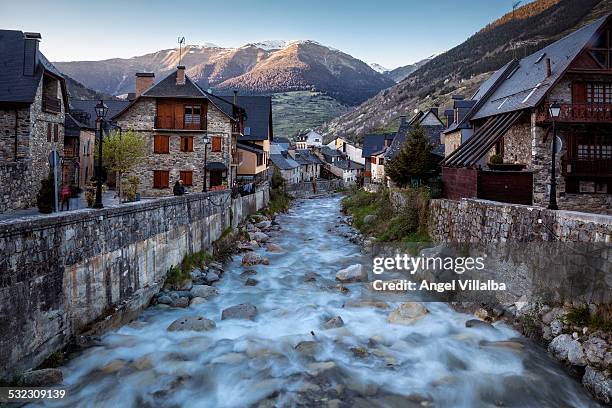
[441,111,524,168]
[207,162,227,171]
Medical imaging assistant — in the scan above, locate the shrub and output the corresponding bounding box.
[489,154,503,165]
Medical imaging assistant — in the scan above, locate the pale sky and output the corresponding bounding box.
[0,0,526,68]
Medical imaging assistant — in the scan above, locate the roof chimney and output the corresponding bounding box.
[135,72,154,97]
[545,58,552,78]
[233,90,238,105]
[429,106,439,118]
[451,94,465,101]
[399,115,407,127]
[23,32,41,76]
[176,65,186,85]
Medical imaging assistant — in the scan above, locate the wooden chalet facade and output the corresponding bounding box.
[441,14,612,214]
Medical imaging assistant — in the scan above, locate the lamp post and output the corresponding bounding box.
[547,102,561,210]
[202,135,210,192]
[94,100,109,209]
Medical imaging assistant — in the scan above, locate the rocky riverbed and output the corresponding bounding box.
[29,196,602,407]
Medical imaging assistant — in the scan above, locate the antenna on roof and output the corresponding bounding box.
[178,36,186,66]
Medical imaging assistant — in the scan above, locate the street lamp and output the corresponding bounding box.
[202,135,210,192]
[94,100,108,209]
[547,101,561,210]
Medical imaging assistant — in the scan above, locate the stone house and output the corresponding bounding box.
[289,149,323,181]
[318,146,363,184]
[441,14,612,214]
[112,67,245,197]
[63,112,95,189]
[0,30,68,213]
[214,94,273,184]
[326,137,365,165]
[269,147,301,184]
[361,133,394,183]
[296,130,323,149]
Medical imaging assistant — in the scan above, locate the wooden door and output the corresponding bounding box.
[174,103,184,129]
[157,102,173,128]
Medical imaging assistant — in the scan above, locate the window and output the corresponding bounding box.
[47,123,52,142]
[53,124,59,142]
[257,153,263,166]
[578,144,612,159]
[153,170,169,189]
[211,136,222,152]
[154,135,170,153]
[378,158,384,165]
[180,136,193,152]
[184,105,201,126]
[585,82,612,103]
[179,170,193,186]
[370,157,376,164]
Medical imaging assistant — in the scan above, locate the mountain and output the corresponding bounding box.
[369,63,390,74]
[318,0,612,142]
[387,55,437,83]
[53,40,395,106]
[64,75,116,101]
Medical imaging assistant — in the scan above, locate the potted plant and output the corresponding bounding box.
[122,176,141,202]
[488,154,526,171]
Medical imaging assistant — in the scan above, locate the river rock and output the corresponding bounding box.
[209,261,223,271]
[322,316,344,330]
[190,285,219,299]
[583,337,612,369]
[178,280,193,291]
[256,220,272,230]
[307,361,336,376]
[549,334,585,364]
[388,302,428,325]
[101,359,127,373]
[19,369,63,387]
[189,297,207,306]
[466,319,493,329]
[304,272,320,282]
[344,300,389,309]
[157,295,172,305]
[168,316,216,332]
[170,297,189,308]
[351,346,369,358]
[335,264,368,283]
[363,214,376,224]
[249,231,269,243]
[295,341,319,357]
[245,278,259,286]
[266,243,283,252]
[206,272,220,283]
[242,252,269,266]
[240,269,258,278]
[583,366,612,405]
[221,303,258,321]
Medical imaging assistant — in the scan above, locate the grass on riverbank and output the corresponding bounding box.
[263,188,292,216]
[341,186,431,244]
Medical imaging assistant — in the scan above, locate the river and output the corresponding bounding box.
[33,196,600,407]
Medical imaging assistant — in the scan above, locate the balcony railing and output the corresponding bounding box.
[562,157,612,177]
[537,103,612,124]
[154,115,207,130]
[42,95,61,114]
[63,146,78,158]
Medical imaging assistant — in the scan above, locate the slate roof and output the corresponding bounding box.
[0,30,67,105]
[70,99,130,128]
[471,15,610,120]
[296,149,323,165]
[274,137,290,144]
[334,159,364,170]
[270,154,299,170]
[64,112,93,137]
[320,146,343,157]
[362,133,395,158]
[141,70,206,98]
[385,123,446,160]
[213,95,272,141]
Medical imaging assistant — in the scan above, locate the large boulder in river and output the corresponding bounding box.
[388,302,428,325]
[266,243,284,252]
[190,285,219,299]
[249,231,269,243]
[548,334,585,365]
[221,303,258,321]
[583,366,612,405]
[256,220,272,230]
[322,316,344,330]
[335,264,368,283]
[168,316,216,332]
[242,252,269,266]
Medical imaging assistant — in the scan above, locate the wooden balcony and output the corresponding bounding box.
[537,103,612,124]
[63,146,78,158]
[154,115,207,131]
[42,95,61,114]
[562,157,612,177]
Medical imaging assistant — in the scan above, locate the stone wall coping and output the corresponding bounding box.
[0,189,232,237]
[435,198,612,226]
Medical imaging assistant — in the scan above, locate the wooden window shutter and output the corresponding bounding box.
[180,170,193,186]
[153,170,169,188]
[188,137,193,152]
[180,136,193,152]
[153,170,160,188]
[572,82,587,103]
[53,124,59,142]
[162,170,169,187]
[47,123,52,142]
[154,135,170,153]
[212,136,222,152]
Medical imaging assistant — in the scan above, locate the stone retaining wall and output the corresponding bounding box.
[0,183,269,378]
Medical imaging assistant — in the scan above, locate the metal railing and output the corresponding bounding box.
[537,103,612,123]
[154,115,207,130]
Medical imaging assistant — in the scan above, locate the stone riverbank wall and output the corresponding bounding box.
[0,184,269,378]
[285,179,346,198]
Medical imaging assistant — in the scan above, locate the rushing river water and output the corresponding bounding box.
[33,196,600,408]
